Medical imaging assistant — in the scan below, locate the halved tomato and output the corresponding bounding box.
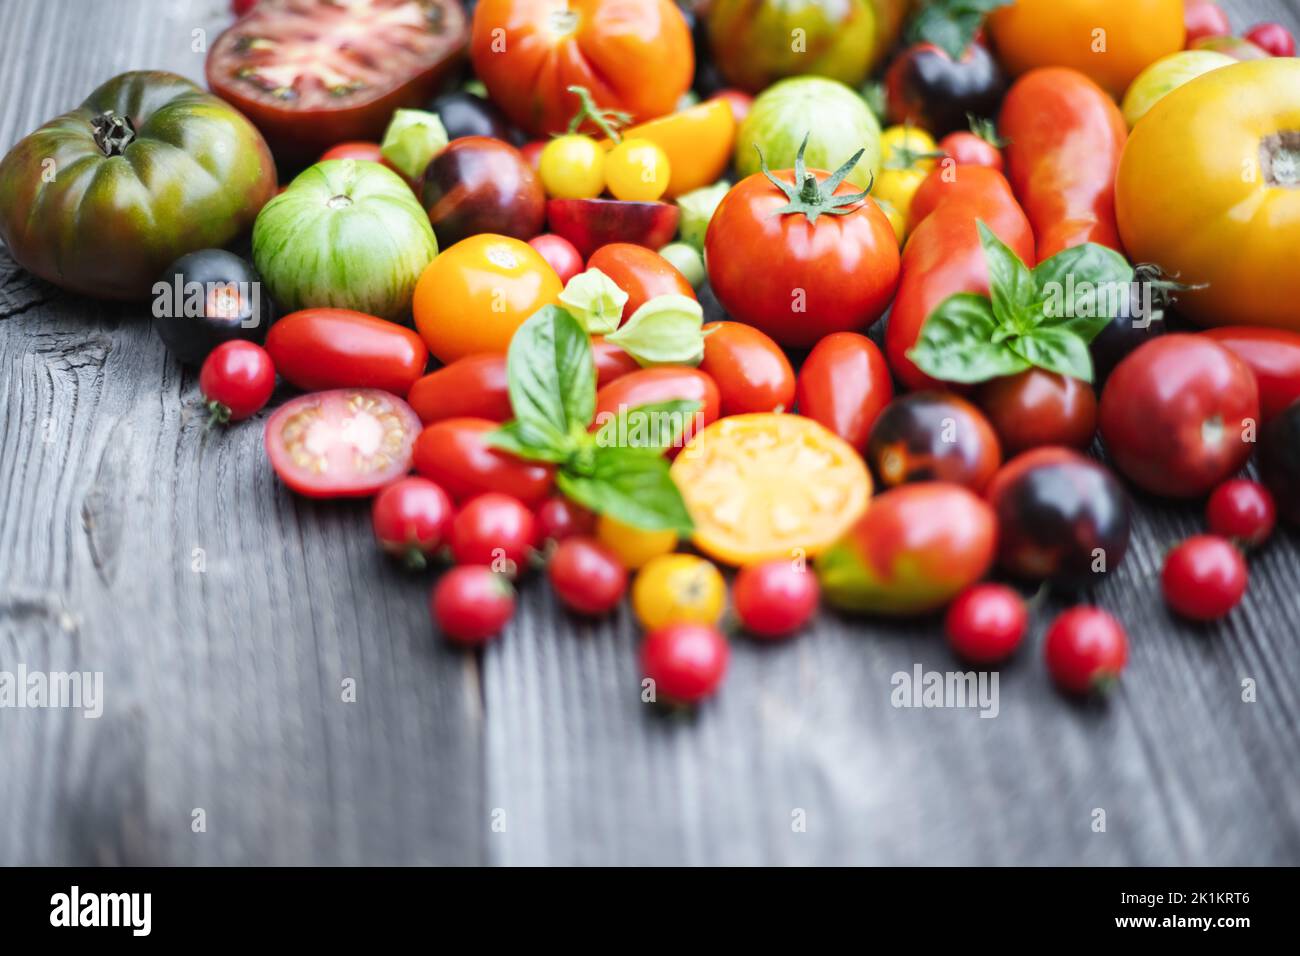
[264,389,421,498]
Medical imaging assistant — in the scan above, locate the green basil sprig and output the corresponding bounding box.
[486,306,697,534]
[905,0,1015,61]
[907,222,1134,384]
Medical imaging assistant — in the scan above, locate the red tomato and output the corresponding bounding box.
[548,536,628,615]
[232,0,259,16]
[265,388,421,498]
[449,493,536,571]
[593,367,720,451]
[407,354,511,425]
[265,308,428,396]
[319,141,384,163]
[1202,327,1300,423]
[372,476,454,567]
[199,341,276,423]
[1044,607,1128,695]
[976,369,1097,455]
[945,584,1027,663]
[528,234,584,284]
[795,332,893,452]
[1099,335,1259,498]
[698,321,795,417]
[711,89,753,125]
[732,560,819,639]
[520,140,547,171]
[591,337,640,388]
[414,417,555,505]
[587,243,696,324]
[1162,535,1248,621]
[867,392,1002,492]
[641,623,729,704]
[432,566,516,645]
[1184,1,1232,45]
[1206,479,1276,547]
[937,130,1003,171]
[1244,22,1295,57]
[534,496,597,545]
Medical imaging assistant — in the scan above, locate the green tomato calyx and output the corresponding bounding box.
[758,133,872,225]
[92,111,135,157]
[565,85,631,144]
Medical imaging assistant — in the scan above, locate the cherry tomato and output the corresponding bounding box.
[610,100,736,198]
[449,493,536,573]
[265,389,421,499]
[593,367,720,452]
[372,476,454,569]
[1044,607,1128,695]
[265,308,428,396]
[732,559,819,639]
[1162,536,1247,621]
[538,135,606,200]
[1261,401,1300,526]
[867,393,1002,492]
[945,584,1027,664]
[548,536,628,615]
[795,332,893,453]
[232,0,259,16]
[711,89,753,125]
[407,354,511,426]
[1202,327,1300,423]
[587,243,696,324]
[591,337,640,387]
[1245,22,1295,57]
[604,138,671,202]
[641,623,729,704]
[977,369,1097,455]
[596,514,677,570]
[414,418,555,505]
[1206,480,1276,548]
[528,234,585,284]
[1099,335,1259,498]
[632,554,726,631]
[432,566,516,646]
[1184,1,1232,45]
[199,341,275,423]
[937,130,1002,172]
[421,137,546,246]
[534,496,596,545]
[698,321,795,417]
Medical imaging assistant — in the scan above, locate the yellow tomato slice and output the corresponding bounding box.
[670,414,872,566]
[605,99,736,198]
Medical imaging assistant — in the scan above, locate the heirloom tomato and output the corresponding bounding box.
[632,554,727,631]
[866,393,1001,492]
[449,493,537,571]
[884,42,1007,138]
[977,370,1098,455]
[603,138,671,203]
[795,332,893,453]
[265,308,428,396]
[372,477,454,568]
[426,90,513,142]
[1202,327,1300,423]
[732,560,820,639]
[421,137,545,246]
[407,355,512,425]
[1206,479,1276,548]
[538,135,606,200]
[612,99,736,198]
[154,250,275,366]
[199,342,276,424]
[698,322,795,417]
[1120,50,1234,128]
[413,417,555,505]
[587,244,695,324]
[433,566,516,645]
[945,585,1027,664]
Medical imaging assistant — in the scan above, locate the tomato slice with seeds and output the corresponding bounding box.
[265,389,421,498]
[206,0,469,162]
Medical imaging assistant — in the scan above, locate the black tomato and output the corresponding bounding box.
[884,42,1007,137]
[866,392,1002,492]
[420,136,545,246]
[152,249,275,366]
[427,90,513,142]
[1260,400,1300,527]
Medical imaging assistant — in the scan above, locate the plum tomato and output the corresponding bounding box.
[884,42,1007,137]
[548,536,628,615]
[595,514,678,570]
[1244,22,1295,57]
[534,496,596,546]
[1202,327,1300,423]
[641,623,729,705]
[426,90,512,141]
[1162,535,1248,621]
[591,337,640,388]
[593,367,720,451]
[732,559,819,639]
[631,554,727,631]
[547,198,680,260]
[1099,335,1259,498]
[945,584,1028,664]
[432,566,516,645]
[413,417,555,505]
[866,392,1002,492]
[420,137,545,247]
[1206,479,1276,547]
[604,138,671,203]
[265,388,422,498]
[449,493,536,573]
[985,448,1132,588]
[937,129,1003,172]
[1260,400,1300,526]
[206,0,470,163]
[528,234,584,284]
[976,369,1097,455]
[1184,1,1232,44]
[371,476,454,568]
[265,308,428,396]
[199,341,276,424]
[1044,606,1128,695]
[407,354,511,425]
[587,243,696,324]
[698,321,795,417]
[817,482,996,615]
[795,332,893,453]
[154,249,275,366]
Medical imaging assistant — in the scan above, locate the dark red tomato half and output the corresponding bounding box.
[265,388,421,498]
[699,321,795,417]
[413,417,554,505]
[795,332,893,453]
[587,243,696,324]
[1202,326,1300,424]
[407,353,511,424]
[593,368,720,451]
[265,308,428,395]
[206,0,469,163]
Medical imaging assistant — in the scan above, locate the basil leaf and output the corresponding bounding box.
[1033,242,1135,343]
[485,420,574,464]
[906,292,1031,383]
[977,220,1037,329]
[505,305,595,450]
[1011,327,1096,382]
[593,399,702,454]
[905,0,1015,61]
[557,448,694,534]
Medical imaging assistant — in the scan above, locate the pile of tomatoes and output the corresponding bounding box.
[3,0,1300,708]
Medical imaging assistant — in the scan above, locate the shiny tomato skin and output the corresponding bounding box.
[432,566,516,645]
[1206,479,1276,547]
[534,496,597,545]
[421,137,545,246]
[407,354,512,425]
[591,337,640,388]
[698,321,795,417]
[1244,22,1295,58]
[732,559,819,639]
[265,308,429,395]
[641,623,729,704]
[1202,327,1300,423]
[548,536,628,615]
[937,131,1002,171]
[945,584,1027,664]
[587,243,695,324]
[528,233,584,283]
[1099,335,1259,498]
[1044,607,1128,695]
[867,392,1002,492]
[449,493,537,571]
[413,417,555,505]
[977,369,1098,455]
[199,341,276,422]
[593,367,721,449]
[372,476,454,564]
[795,332,893,452]
[1161,535,1248,621]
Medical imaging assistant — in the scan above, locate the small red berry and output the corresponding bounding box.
[534,496,596,546]
[732,559,819,639]
[372,477,453,569]
[548,536,627,615]
[945,584,1028,663]
[449,493,535,573]
[1044,607,1128,695]
[198,340,275,423]
[1206,479,1276,547]
[1244,22,1296,57]
[1162,535,1248,621]
[641,623,729,704]
[432,566,515,645]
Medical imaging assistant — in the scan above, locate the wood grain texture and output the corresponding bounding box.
[2,0,1299,866]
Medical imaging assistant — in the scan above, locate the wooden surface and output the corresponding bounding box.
[2,0,1299,867]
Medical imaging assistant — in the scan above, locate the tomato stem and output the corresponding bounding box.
[757,133,872,225]
[205,400,232,428]
[564,85,631,143]
[92,111,135,157]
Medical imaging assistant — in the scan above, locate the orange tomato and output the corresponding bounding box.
[607,99,737,198]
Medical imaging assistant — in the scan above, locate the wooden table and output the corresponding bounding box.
[2,0,1298,866]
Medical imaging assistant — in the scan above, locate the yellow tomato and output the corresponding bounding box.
[611,99,737,198]
[871,167,928,227]
[596,514,678,570]
[1121,50,1235,128]
[539,135,605,199]
[879,125,938,172]
[604,138,672,202]
[632,554,727,630]
[872,196,906,246]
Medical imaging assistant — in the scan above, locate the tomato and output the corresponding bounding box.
[534,496,597,545]
[988,0,1185,98]
[817,482,996,615]
[632,554,726,631]
[1099,335,1259,498]
[372,476,454,568]
[470,0,693,137]
[1162,536,1248,621]
[884,42,1007,137]
[265,388,421,498]
[1244,22,1296,58]
[538,135,606,200]
[672,414,872,566]
[413,417,555,505]
[528,234,584,284]
[976,369,1097,455]
[612,99,736,198]
[593,367,720,449]
[945,584,1027,664]
[1000,68,1127,260]
[1116,59,1300,331]
[1201,327,1300,424]
[233,0,260,15]
[1260,401,1300,526]
[547,197,680,259]
[1206,480,1275,548]
[595,514,677,569]
[1044,607,1128,695]
[696,322,795,417]
[199,341,276,424]
[432,566,516,645]
[154,249,275,366]
[867,392,1002,492]
[872,125,939,228]
[1184,1,1232,45]
[985,448,1132,588]
[413,234,563,364]
[712,89,753,126]
[206,0,469,163]
[427,90,513,142]
[265,308,428,396]
[604,138,671,203]
[732,560,819,639]
[421,137,545,246]
[1190,34,1270,60]
[641,623,729,704]
[705,158,900,348]
[937,130,1002,172]
[320,141,391,168]
[591,337,640,388]
[407,354,511,425]
[548,536,628,614]
[1120,50,1235,128]
[449,493,536,572]
[885,166,1035,391]
[586,244,696,324]
[795,332,893,453]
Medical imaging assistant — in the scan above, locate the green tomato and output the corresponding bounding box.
[658,243,706,288]
[253,159,437,322]
[1122,51,1236,128]
[735,77,881,190]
